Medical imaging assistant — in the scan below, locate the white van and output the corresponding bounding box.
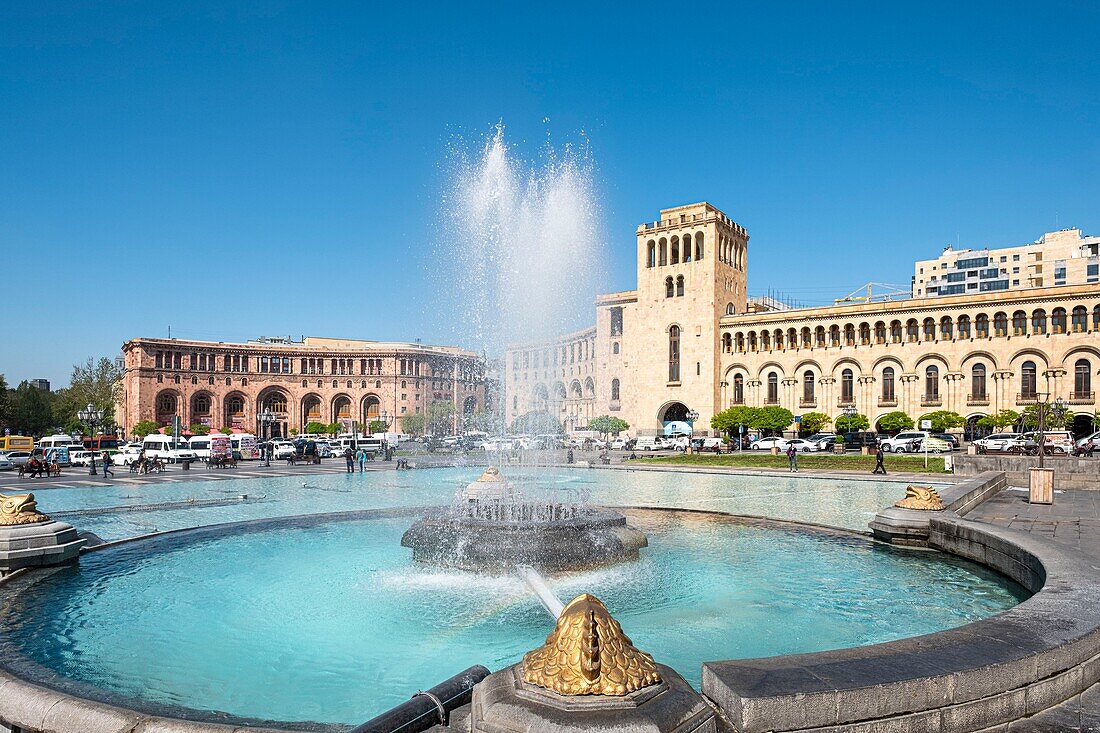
[634,436,667,451]
[188,435,232,460]
[230,433,259,460]
[38,434,83,451]
[141,434,198,463]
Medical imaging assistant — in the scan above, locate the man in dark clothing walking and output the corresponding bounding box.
[872,449,887,475]
[102,451,114,478]
[344,447,355,473]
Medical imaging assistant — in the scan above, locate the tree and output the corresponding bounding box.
[426,400,457,435]
[326,423,341,436]
[0,374,10,431]
[877,411,914,434]
[587,415,630,439]
[510,411,563,435]
[9,381,56,437]
[711,406,760,436]
[977,410,1020,430]
[835,412,870,432]
[304,421,329,435]
[189,423,210,436]
[53,357,123,433]
[132,420,160,438]
[750,406,795,435]
[400,413,427,437]
[919,410,965,433]
[219,427,233,435]
[1020,404,1072,430]
[797,411,832,435]
[368,420,387,434]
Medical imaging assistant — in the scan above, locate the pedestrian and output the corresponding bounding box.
[873,448,887,475]
[786,443,798,472]
[344,447,355,473]
[102,451,114,478]
[356,447,366,472]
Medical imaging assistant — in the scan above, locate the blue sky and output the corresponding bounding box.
[2,1,1098,387]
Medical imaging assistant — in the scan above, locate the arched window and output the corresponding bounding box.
[761,330,771,350]
[906,319,919,342]
[1012,310,1027,336]
[923,318,936,341]
[975,313,989,338]
[676,275,685,297]
[665,277,674,298]
[859,323,870,345]
[265,393,288,413]
[972,364,987,400]
[225,396,244,415]
[1075,359,1091,398]
[732,374,744,404]
[1021,361,1037,399]
[670,237,680,265]
[882,367,895,402]
[646,241,656,268]
[156,393,176,414]
[612,342,620,354]
[774,329,784,350]
[890,320,902,343]
[803,371,815,403]
[844,324,855,346]
[1093,305,1100,330]
[993,312,1008,337]
[726,302,735,315]
[695,232,704,261]
[659,239,668,266]
[1032,309,1047,335]
[683,239,691,262]
[1072,306,1088,332]
[1052,308,1066,334]
[668,326,681,382]
[925,366,939,400]
[193,395,210,414]
[841,369,854,403]
[736,333,745,352]
[787,328,797,349]
[815,326,826,347]
[940,316,952,340]
[801,327,812,348]
[874,322,886,344]
[611,378,621,401]
[957,315,971,339]
[767,373,779,404]
[748,332,758,351]
[722,333,732,352]
[829,325,841,346]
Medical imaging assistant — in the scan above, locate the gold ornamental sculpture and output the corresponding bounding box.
[522,593,661,696]
[894,485,946,511]
[0,493,51,526]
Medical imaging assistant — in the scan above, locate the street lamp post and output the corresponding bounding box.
[259,409,274,466]
[686,409,699,454]
[378,410,391,460]
[77,403,105,476]
[842,405,858,435]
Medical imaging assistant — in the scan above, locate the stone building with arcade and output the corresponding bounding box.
[505,202,1100,438]
[119,336,487,438]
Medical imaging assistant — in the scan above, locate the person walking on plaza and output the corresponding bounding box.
[101,451,114,478]
[356,447,366,472]
[786,443,798,473]
[872,448,887,475]
[344,447,355,473]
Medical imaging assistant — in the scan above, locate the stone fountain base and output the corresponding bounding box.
[469,664,715,732]
[0,520,85,577]
[400,508,647,572]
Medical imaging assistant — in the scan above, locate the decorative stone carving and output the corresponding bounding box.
[0,493,51,526]
[894,485,946,511]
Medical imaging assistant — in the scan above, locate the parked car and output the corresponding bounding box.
[931,433,959,449]
[115,446,143,466]
[839,432,882,451]
[634,436,668,451]
[973,433,1029,452]
[804,432,836,450]
[0,455,13,471]
[916,436,953,453]
[0,451,32,467]
[878,431,930,453]
[750,437,789,451]
[608,437,629,450]
[69,450,94,466]
[700,436,725,452]
[1075,431,1100,450]
[786,438,820,453]
[1025,431,1075,455]
[272,441,297,460]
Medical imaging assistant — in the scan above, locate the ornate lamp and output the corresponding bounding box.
[77,403,104,476]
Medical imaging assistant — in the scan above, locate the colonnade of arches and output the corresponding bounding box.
[724,305,1100,355]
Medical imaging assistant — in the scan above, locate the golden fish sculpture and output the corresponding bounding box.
[894,485,946,511]
[522,593,661,696]
[0,493,51,526]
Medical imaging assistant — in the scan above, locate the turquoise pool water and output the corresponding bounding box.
[33,466,940,539]
[0,509,1026,726]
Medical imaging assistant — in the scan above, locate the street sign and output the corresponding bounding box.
[794,415,802,423]
[920,420,932,430]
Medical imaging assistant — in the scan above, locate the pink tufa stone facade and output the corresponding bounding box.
[119,336,487,438]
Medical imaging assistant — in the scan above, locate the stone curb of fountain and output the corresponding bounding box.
[869,470,1008,546]
[701,515,1100,733]
[583,461,959,485]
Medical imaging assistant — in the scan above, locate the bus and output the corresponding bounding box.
[82,435,122,452]
[230,433,260,460]
[0,435,34,452]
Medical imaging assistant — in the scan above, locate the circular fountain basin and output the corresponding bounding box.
[0,508,1026,728]
[400,506,648,571]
